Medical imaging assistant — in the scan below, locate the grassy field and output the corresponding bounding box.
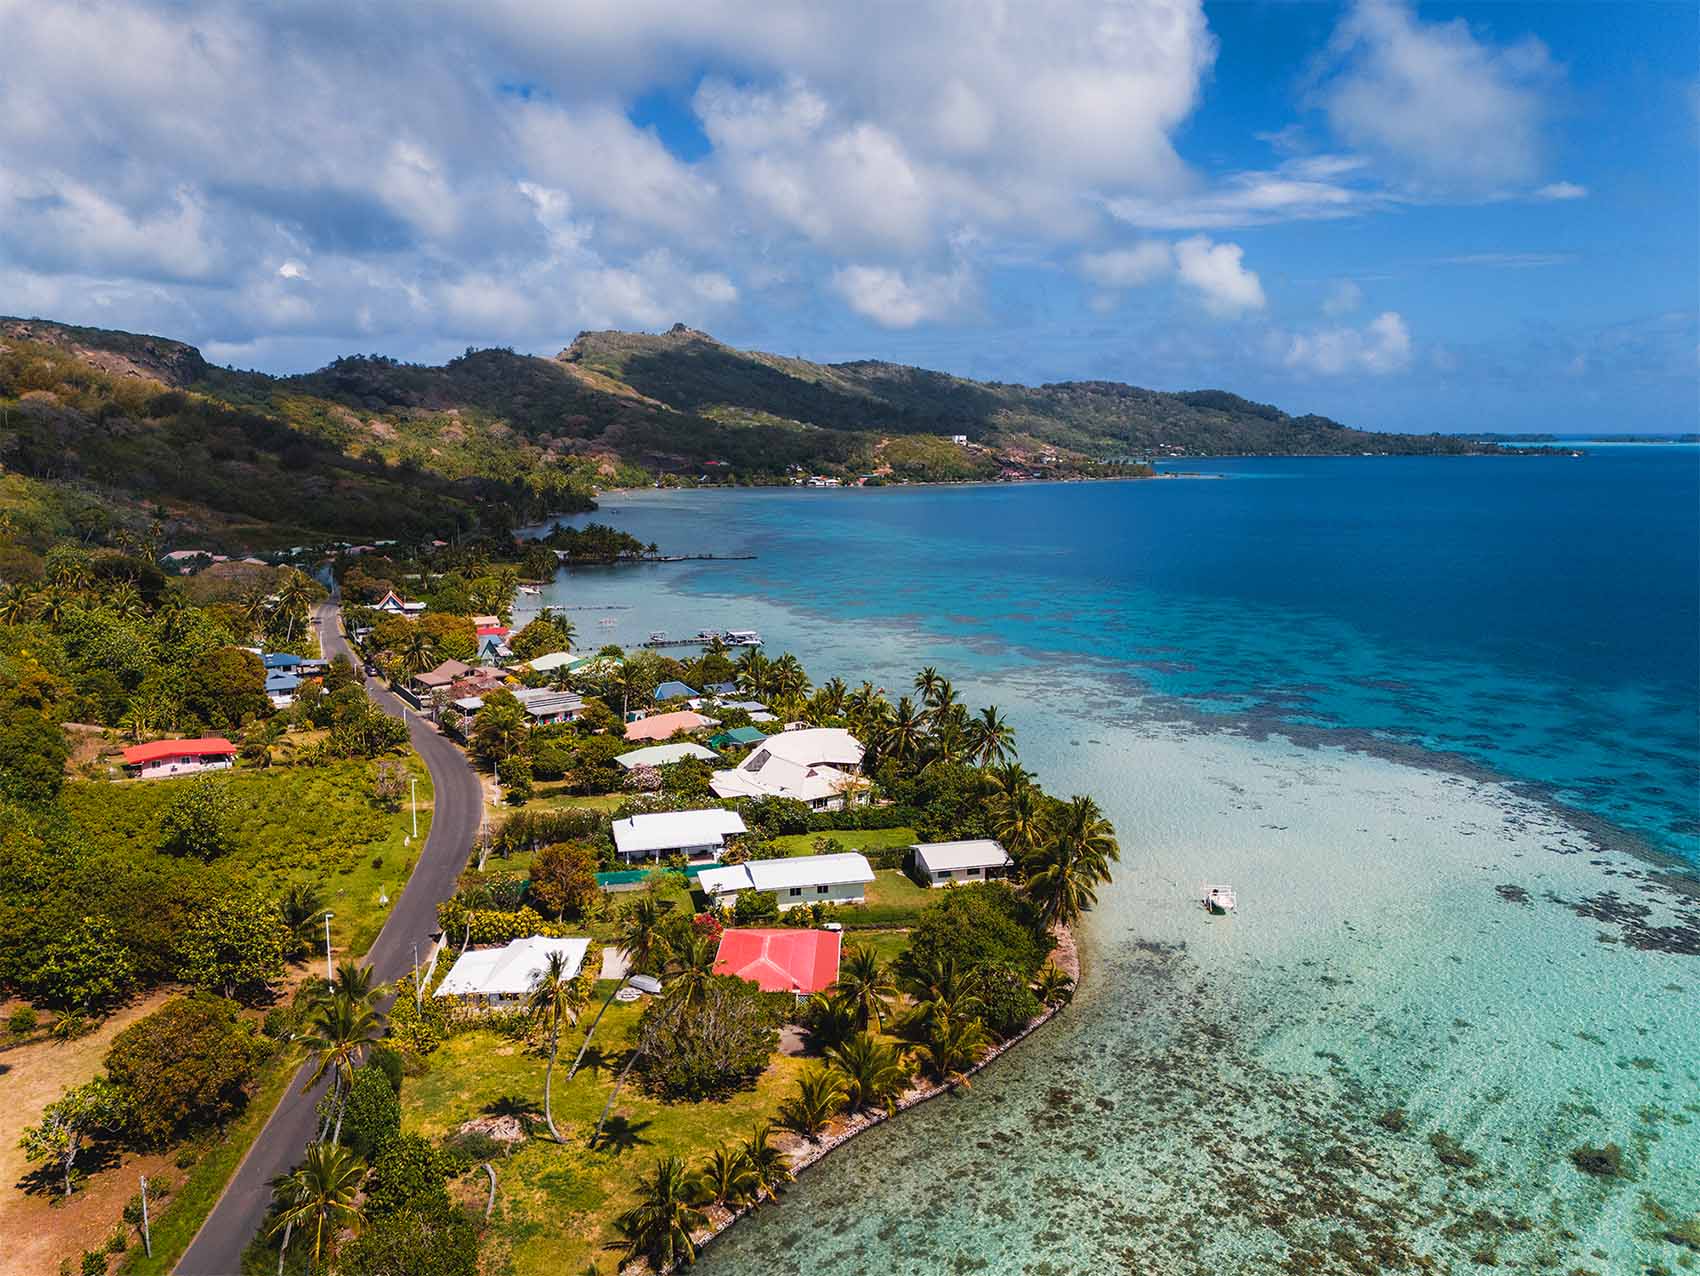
[521,788,625,814]
[60,753,434,955]
[851,870,932,928]
[770,826,917,856]
[401,997,806,1276]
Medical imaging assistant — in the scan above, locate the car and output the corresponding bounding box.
[363,662,379,677]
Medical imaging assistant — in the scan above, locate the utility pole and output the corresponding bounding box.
[410,775,418,839]
[139,1175,151,1257]
[323,911,335,984]
[412,941,421,1008]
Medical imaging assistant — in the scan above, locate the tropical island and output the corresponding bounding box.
[0,523,1115,1276]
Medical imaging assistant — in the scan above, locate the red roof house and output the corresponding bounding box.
[121,737,238,779]
[713,927,842,994]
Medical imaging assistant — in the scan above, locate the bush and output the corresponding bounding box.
[335,1207,479,1276]
[31,916,137,1013]
[527,842,600,921]
[9,1005,39,1036]
[387,974,447,1056]
[732,890,779,926]
[365,1134,452,1221]
[434,902,570,945]
[368,1043,405,1094]
[342,1064,402,1158]
[156,776,235,860]
[637,975,779,1100]
[906,883,1051,980]
[105,995,257,1147]
[974,964,1042,1038]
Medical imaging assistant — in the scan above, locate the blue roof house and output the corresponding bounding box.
[654,680,699,703]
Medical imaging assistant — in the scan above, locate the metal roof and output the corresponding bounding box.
[611,808,748,856]
[615,743,720,769]
[435,937,589,998]
[913,839,1012,873]
[698,852,874,896]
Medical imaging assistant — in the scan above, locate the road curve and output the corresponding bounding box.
[175,601,484,1275]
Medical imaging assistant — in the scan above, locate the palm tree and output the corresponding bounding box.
[471,697,529,762]
[741,1122,793,1205]
[613,1156,707,1270]
[1052,795,1120,871]
[107,581,145,622]
[983,759,1033,798]
[663,932,717,1010]
[396,630,438,678]
[0,582,33,623]
[694,1145,756,1210]
[926,706,969,769]
[898,952,984,1030]
[525,950,586,1142]
[825,1031,911,1114]
[1026,835,1101,930]
[778,1066,846,1143]
[608,654,661,719]
[923,677,957,719]
[769,652,810,700]
[278,882,325,961]
[832,944,897,1031]
[990,784,1048,864]
[917,1009,991,1087]
[300,991,383,1145]
[267,1141,366,1274]
[816,676,848,718]
[913,666,943,704]
[800,991,857,1053]
[1033,962,1075,1007]
[876,695,927,768]
[275,570,316,642]
[734,647,771,698]
[329,958,380,1006]
[965,706,1016,767]
[615,893,673,975]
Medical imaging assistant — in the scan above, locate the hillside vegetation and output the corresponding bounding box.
[2,315,1515,548]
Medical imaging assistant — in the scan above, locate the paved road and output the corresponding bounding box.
[176,601,484,1275]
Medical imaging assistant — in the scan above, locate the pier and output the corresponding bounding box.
[640,629,763,649]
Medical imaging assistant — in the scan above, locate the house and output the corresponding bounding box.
[476,633,513,665]
[702,681,739,698]
[262,652,304,670]
[912,839,1013,888]
[697,852,875,911]
[623,709,715,743]
[470,614,502,629]
[615,742,720,770]
[707,725,767,750]
[714,928,841,994]
[121,737,238,780]
[611,808,748,862]
[525,650,579,675]
[709,727,865,810]
[512,687,584,725]
[950,434,969,444]
[653,680,698,703]
[412,659,474,695]
[435,936,590,1009]
[374,590,426,616]
[264,670,301,707]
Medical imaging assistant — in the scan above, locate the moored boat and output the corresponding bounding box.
[1202,883,1237,914]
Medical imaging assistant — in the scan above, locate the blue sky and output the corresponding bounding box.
[1,0,1694,432]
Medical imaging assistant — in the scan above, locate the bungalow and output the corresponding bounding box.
[122,737,238,780]
[653,680,698,703]
[615,742,720,770]
[476,633,513,665]
[524,650,580,675]
[262,652,304,670]
[412,659,474,695]
[714,928,841,994]
[702,681,740,698]
[470,614,503,629]
[512,687,584,725]
[912,839,1013,888]
[707,725,767,750]
[709,727,865,811]
[435,936,590,1009]
[623,709,715,743]
[264,669,301,708]
[611,808,748,863]
[697,852,875,912]
[374,590,426,617]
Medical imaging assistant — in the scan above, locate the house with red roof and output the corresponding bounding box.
[713,927,841,995]
[121,737,238,780]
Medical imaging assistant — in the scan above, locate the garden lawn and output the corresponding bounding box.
[401,1000,806,1276]
[60,754,433,955]
[852,870,933,928]
[770,826,917,857]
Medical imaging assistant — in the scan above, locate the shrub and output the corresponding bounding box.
[368,1044,405,1094]
[31,917,136,1013]
[336,1207,479,1276]
[156,775,235,860]
[387,974,447,1056]
[906,883,1051,980]
[527,842,600,921]
[342,1064,402,1158]
[9,1005,40,1036]
[365,1134,452,1221]
[732,890,779,926]
[637,975,779,1100]
[974,964,1043,1039]
[104,995,257,1147]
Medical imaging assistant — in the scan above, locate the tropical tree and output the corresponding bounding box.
[19,1078,127,1197]
[917,1008,991,1088]
[769,652,810,701]
[734,647,771,697]
[832,943,897,1031]
[396,630,438,678]
[694,1145,756,1210]
[275,570,317,642]
[989,784,1048,863]
[923,676,957,720]
[1033,962,1075,1007]
[876,695,927,768]
[607,653,662,719]
[613,1156,708,1270]
[741,1122,793,1205]
[778,1065,846,1143]
[268,1141,367,1274]
[615,892,673,974]
[1052,795,1120,872]
[471,694,529,763]
[965,705,1016,767]
[898,952,984,1031]
[815,676,848,719]
[663,931,718,1010]
[800,990,857,1053]
[525,949,587,1142]
[913,666,943,704]
[301,990,384,1145]
[825,1031,911,1115]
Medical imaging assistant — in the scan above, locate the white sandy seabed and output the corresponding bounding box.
[696,711,1700,1275]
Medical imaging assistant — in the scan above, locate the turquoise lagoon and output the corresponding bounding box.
[524,452,1699,1273]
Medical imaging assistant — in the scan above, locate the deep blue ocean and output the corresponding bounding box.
[549,449,1700,867]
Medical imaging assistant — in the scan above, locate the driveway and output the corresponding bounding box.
[175,600,485,1274]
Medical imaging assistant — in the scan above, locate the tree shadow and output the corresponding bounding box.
[482,1095,545,1134]
[571,1044,611,1078]
[14,1141,124,1198]
[591,1116,653,1156]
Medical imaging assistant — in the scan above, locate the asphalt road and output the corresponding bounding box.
[175,601,484,1275]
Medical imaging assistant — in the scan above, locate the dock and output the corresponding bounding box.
[640,629,763,649]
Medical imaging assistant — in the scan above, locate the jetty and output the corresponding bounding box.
[640,629,763,649]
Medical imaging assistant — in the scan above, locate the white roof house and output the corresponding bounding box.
[698,852,875,911]
[913,839,1013,887]
[611,808,748,861]
[709,727,866,810]
[526,650,579,673]
[436,936,590,1006]
[616,743,721,770]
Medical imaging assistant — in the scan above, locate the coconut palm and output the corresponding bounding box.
[1026,835,1102,930]
[897,952,984,1030]
[769,652,810,701]
[300,991,383,1145]
[800,991,857,1053]
[741,1122,793,1205]
[989,784,1048,864]
[613,1156,707,1270]
[278,882,325,961]
[471,696,529,762]
[923,676,957,719]
[815,676,849,719]
[778,1065,846,1143]
[663,931,717,1010]
[832,944,897,1031]
[107,581,145,622]
[1033,962,1075,1007]
[525,949,587,1142]
[275,570,316,642]
[983,759,1033,797]
[876,695,928,768]
[733,646,771,697]
[0,582,34,623]
[925,706,969,769]
[267,1141,366,1274]
[396,629,438,678]
[1052,795,1120,871]
[694,1145,756,1210]
[607,653,662,719]
[965,706,1017,767]
[913,666,944,704]
[917,1008,991,1087]
[825,1031,911,1115]
[614,892,673,975]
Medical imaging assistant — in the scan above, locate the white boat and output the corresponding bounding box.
[1201,883,1237,915]
[516,585,541,596]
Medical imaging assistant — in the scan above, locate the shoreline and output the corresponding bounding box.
[650,921,1083,1275]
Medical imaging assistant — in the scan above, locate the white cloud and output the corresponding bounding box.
[1312,0,1560,191]
[831,263,971,328]
[1285,310,1412,375]
[1173,236,1265,316]
[1534,181,1587,201]
[1323,279,1363,316]
[1108,154,1375,230]
[1080,242,1174,288]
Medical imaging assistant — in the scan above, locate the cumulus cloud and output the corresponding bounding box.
[1285,310,1412,375]
[1323,279,1363,316]
[1312,0,1561,191]
[1534,181,1587,201]
[1080,242,1175,288]
[1173,236,1266,316]
[831,264,972,328]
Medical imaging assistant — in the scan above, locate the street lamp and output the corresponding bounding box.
[323,911,335,985]
[410,775,418,840]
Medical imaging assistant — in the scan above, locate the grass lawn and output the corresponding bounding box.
[401,1000,806,1276]
[523,788,625,814]
[60,751,433,956]
[847,929,913,966]
[851,870,933,928]
[770,825,917,857]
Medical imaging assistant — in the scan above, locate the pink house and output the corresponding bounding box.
[122,737,238,780]
[623,710,714,743]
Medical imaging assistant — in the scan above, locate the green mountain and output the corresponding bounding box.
[1,315,1515,554]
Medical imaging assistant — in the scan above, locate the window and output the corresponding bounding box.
[936,869,951,880]
[816,884,828,894]
[789,887,802,897]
